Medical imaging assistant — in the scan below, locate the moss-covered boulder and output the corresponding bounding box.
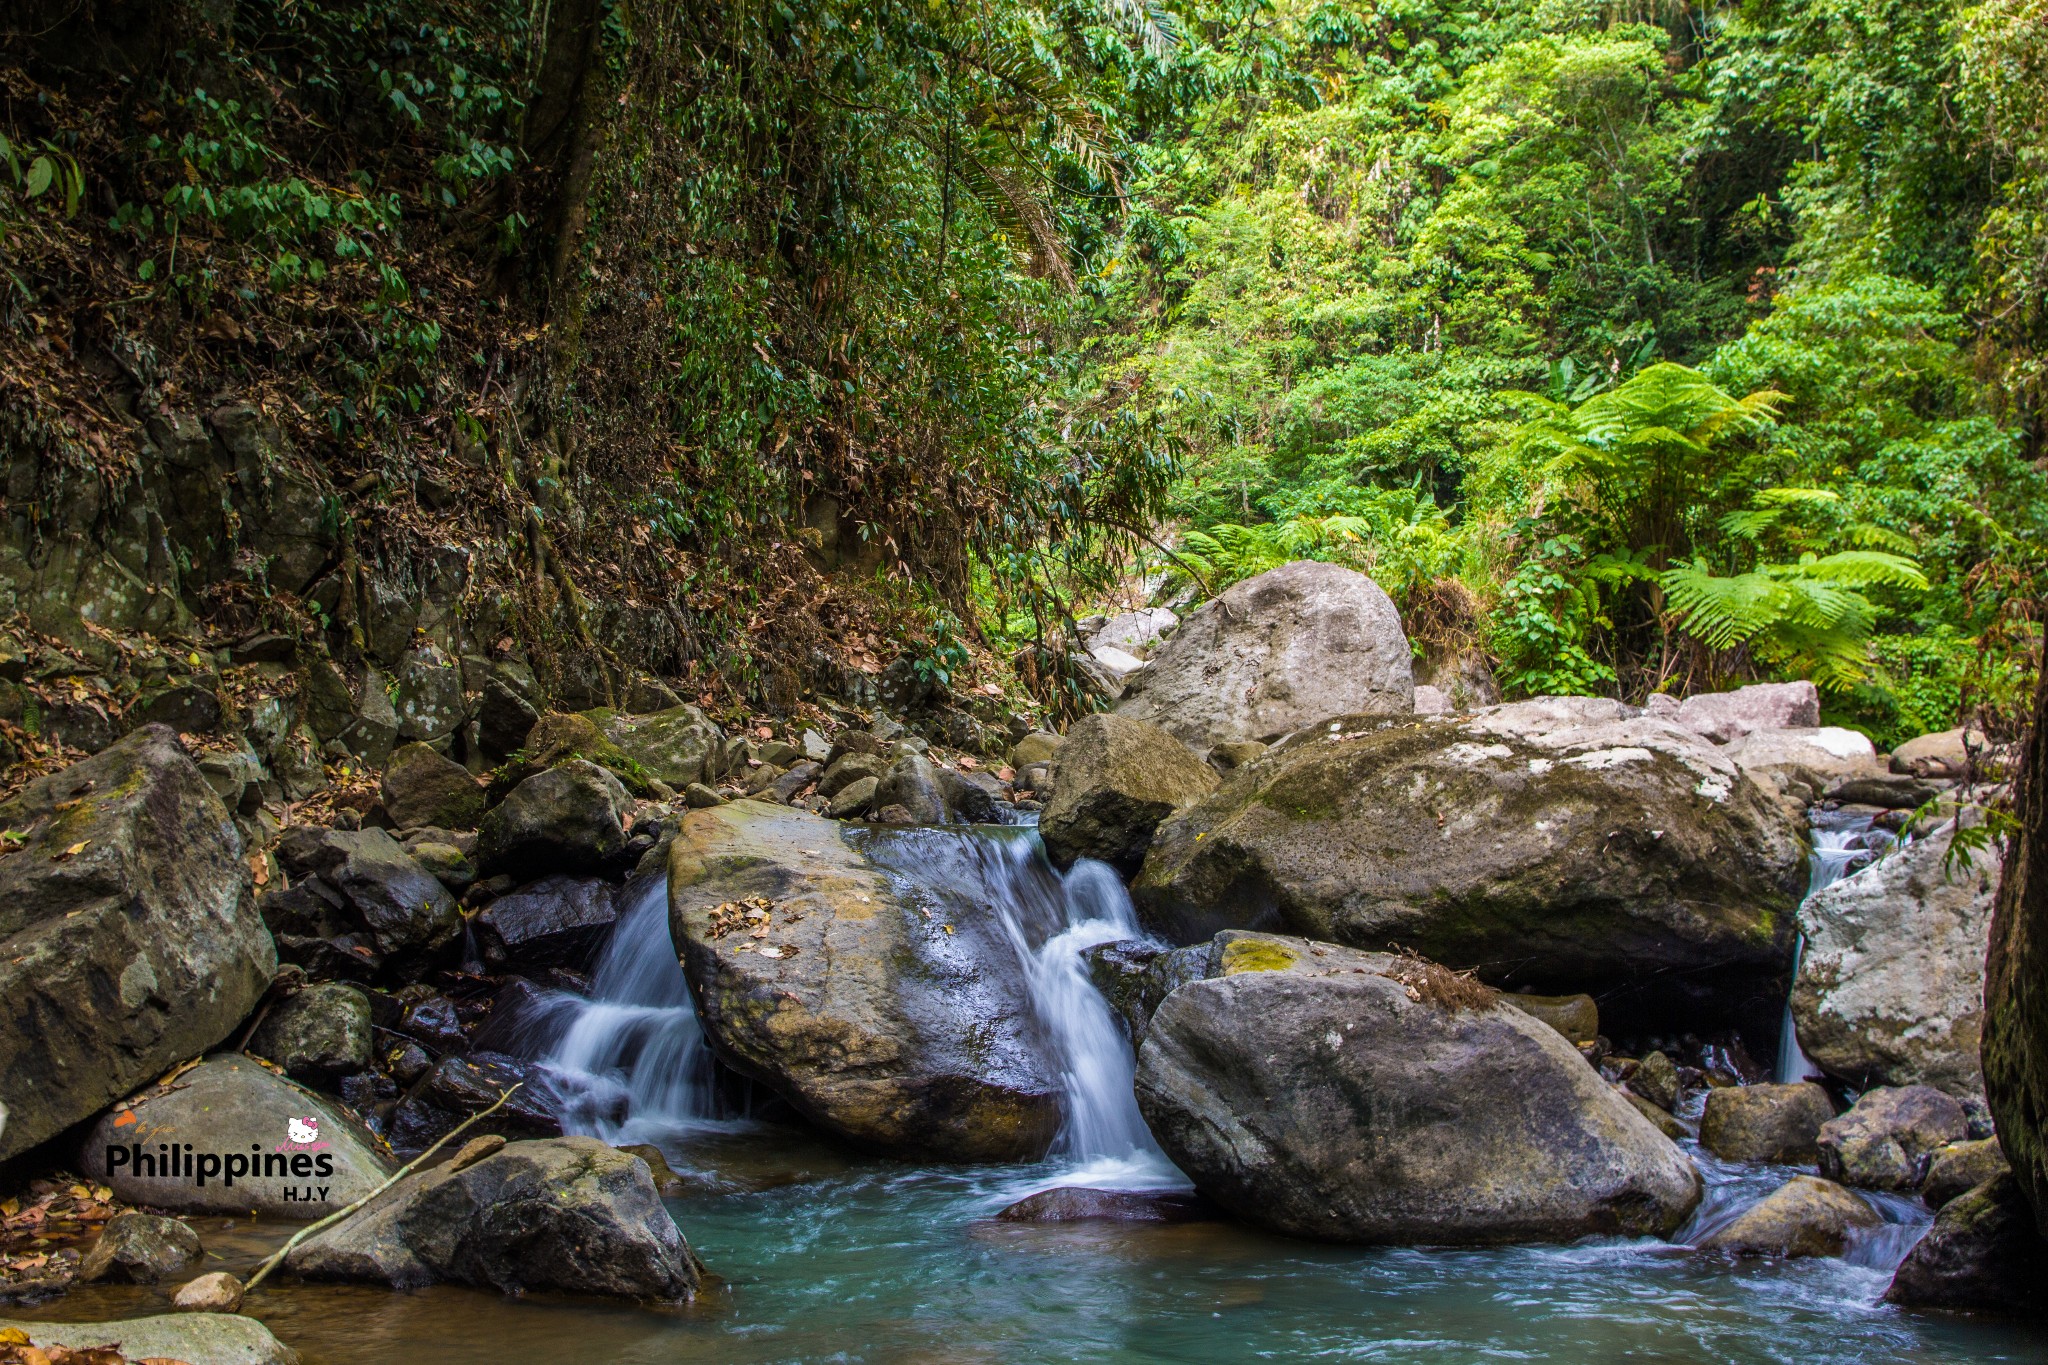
[1133,931,1700,1244]
[1040,713,1217,875]
[1886,1172,2048,1313]
[1984,665,2048,1235]
[1132,703,1808,1038]
[490,712,650,798]
[1695,1175,1880,1259]
[590,704,725,790]
[669,802,1059,1162]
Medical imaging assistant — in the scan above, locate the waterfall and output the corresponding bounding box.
[512,876,724,1143]
[1775,815,1889,1084]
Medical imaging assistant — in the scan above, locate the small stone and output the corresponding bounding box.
[684,782,725,808]
[447,1133,508,1172]
[1631,1050,1681,1113]
[172,1270,245,1313]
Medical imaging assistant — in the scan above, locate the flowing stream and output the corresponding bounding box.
[209,819,2036,1364]
[1777,813,1893,1084]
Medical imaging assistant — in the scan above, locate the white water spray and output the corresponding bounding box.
[1775,818,1889,1084]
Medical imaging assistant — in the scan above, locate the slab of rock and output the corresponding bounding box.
[1924,1139,2011,1209]
[669,802,1060,1162]
[1040,714,1217,875]
[1792,822,1994,1098]
[79,1211,202,1284]
[475,760,632,879]
[81,1055,392,1219]
[1816,1085,1968,1190]
[995,1187,1214,1223]
[1886,1172,2048,1313]
[0,726,274,1160]
[1133,706,1806,1038]
[1133,931,1700,1244]
[595,705,725,789]
[473,875,618,971]
[1699,1083,1835,1163]
[1673,682,1820,744]
[0,1312,298,1365]
[380,742,485,830]
[1723,726,1883,807]
[1695,1174,1881,1258]
[1117,561,1413,755]
[250,981,373,1082]
[1892,726,1989,780]
[286,1135,701,1300]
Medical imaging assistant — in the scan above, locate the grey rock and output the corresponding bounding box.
[1817,1085,1968,1190]
[286,1135,701,1299]
[1631,1051,1681,1113]
[1924,1138,2011,1209]
[131,682,222,734]
[474,875,618,970]
[393,647,467,744]
[1886,1172,2048,1313]
[250,981,373,1081]
[1673,681,1821,744]
[474,760,632,879]
[1118,560,1414,755]
[0,1312,298,1365]
[1699,1083,1836,1163]
[380,742,485,831]
[1134,931,1701,1244]
[1006,731,1063,769]
[81,1055,392,1219]
[385,1052,571,1153]
[818,751,888,799]
[476,666,542,759]
[274,825,460,964]
[872,753,948,825]
[1723,726,1883,808]
[597,705,725,789]
[683,782,725,809]
[1040,713,1217,875]
[0,728,274,1161]
[1892,727,1990,781]
[79,1211,202,1284]
[826,775,879,820]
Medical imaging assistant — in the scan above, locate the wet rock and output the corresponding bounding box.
[380,742,485,830]
[1695,1175,1881,1258]
[273,825,460,968]
[618,1143,692,1197]
[474,760,632,879]
[407,839,475,890]
[595,704,725,789]
[250,981,374,1082]
[0,1312,293,1363]
[1040,713,1217,876]
[393,994,470,1054]
[171,1270,245,1314]
[826,776,879,820]
[287,1135,702,1300]
[1885,1172,2048,1313]
[1672,682,1820,744]
[995,1187,1216,1223]
[197,744,267,815]
[1793,821,1994,1099]
[81,1055,392,1219]
[1502,993,1599,1046]
[670,802,1060,1162]
[1817,1085,1968,1191]
[1084,939,1214,1046]
[1134,931,1701,1244]
[1892,726,1991,781]
[473,875,618,971]
[386,1052,569,1153]
[0,727,274,1161]
[79,1211,201,1284]
[871,753,948,825]
[1117,560,1413,755]
[1699,1083,1835,1164]
[1133,704,1806,1039]
[1631,1051,1682,1113]
[1924,1139,2011,1209]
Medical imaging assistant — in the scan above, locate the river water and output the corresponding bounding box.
[27,823,2048,1362]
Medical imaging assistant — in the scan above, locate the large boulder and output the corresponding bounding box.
[1816,1085,1968,1190]
[1116,561,1413,756]
[286,1135,700,1300]
[1984,666,2048,1236]
[1791,821,1995,1098]
[0,1313,299,1365]
[1132,931,1701,1244]
[1082,607,1178,658]
[474,759,632,879]
[81,1055,392,1219]
[1694,1175,1881,1258]
[0,727,275,1161]
[1039,714,1218,875]
[1132,703,1808,1037]
[1721,726,1884,808]
[1672,681,1819,743]
[594,704,725,789]
[1886,1172,2048,1313]
[669,802,1060,1162]
[380,742,485,830]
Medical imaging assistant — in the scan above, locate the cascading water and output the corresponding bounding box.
[1775,812,1891,1084]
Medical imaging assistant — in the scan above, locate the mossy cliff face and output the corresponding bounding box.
[1132,703,1808,1040]
[668,800,1059,1163]
[1984,665,2048,1234]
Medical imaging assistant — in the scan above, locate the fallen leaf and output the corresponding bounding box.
[54,840,90,860]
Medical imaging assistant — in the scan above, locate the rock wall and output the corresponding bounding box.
[1985,663,2048,1233]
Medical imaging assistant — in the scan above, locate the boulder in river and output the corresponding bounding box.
[286,1135,701,1300]
[0,1312,298,1365]
[473,875,618,971]
[1133,702,1806,1038]
[1039,713,1217,875]
[670,801,1060,1162]
[1698,1083,1835,1164]
[995,1187,1216,1224]
[78,1211,202,1284]
[0,726,275,1161]
[1816,1085,1968,1191]
[1886,1172,2048,1314]
[1133,931,1701,1244]
[81,1055,392,1219]
[1791,821,1994,1099]
[1694,1174,1881,1258]
[474,759,632,879]
[1116,560,1413,756]
[385,1052,571,1154]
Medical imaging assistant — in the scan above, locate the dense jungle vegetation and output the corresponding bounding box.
[1,0,2042,740]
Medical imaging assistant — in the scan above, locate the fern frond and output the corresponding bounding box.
[1790,550,1930,591]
